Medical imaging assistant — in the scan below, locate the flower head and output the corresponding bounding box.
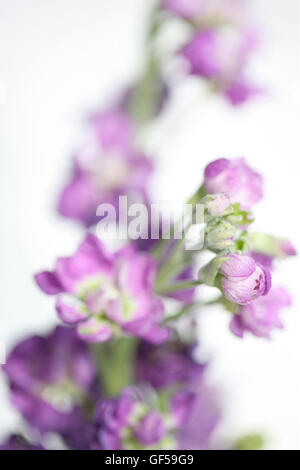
[204,158,263,210]
[137,341,206,389]
[35,234,169,344]
[93,387,195,450]
[0,435,43,450]
[2,326,98,434]
[230,287,291,338]
[220,254,271,305]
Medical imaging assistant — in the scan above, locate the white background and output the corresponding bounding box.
[0,0,299,449]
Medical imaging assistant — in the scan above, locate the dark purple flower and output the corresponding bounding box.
[220,254,271,305]
[230,286,291,338]
[58,108,153,228]
[35,234,169,344]
[178,384,221,450]
[204,158,263,210]
[0,434,43,450]
[2,326,98,434]
[137,341,205,389]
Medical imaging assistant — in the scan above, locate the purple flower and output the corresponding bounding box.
[204,158,263,210]
[180,22,260,106]
[58,108,153,227]
[162,0,246,23]
[250,251,274,271]
[0,435,43,450]
[137,341,205,389]
[279,240,297,257]
[89,108,135,152]
[230,287,292,338]
[2,326,98,434]
[134,411,166,446]
[35,234,169,344]
[220,254,271,305]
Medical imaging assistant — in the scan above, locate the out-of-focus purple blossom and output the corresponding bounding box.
[203,193,231,217]
[2,326,98,435]
[58,108,153,228]
[137,341,205,389]
[250,251,274,271]
[224,75,263,106]
[230,287,292,338]
[120,80,170,121]
[93,387,196,450]
[0,434,44,450]
[279,240,297,257]
[162,0,246,24]
[204,158,263,210]
[35,234,169,345]
[220,254,271,305]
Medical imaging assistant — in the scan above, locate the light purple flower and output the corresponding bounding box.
[220,254,271,305]
[2,326,98,434]
[134,411,166,446]
[230,287,292,338]
[137,341,206,389]
[204,158,263,210]
[58,108,153,227]
[279,240,297,257]
[35,234,169,344]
